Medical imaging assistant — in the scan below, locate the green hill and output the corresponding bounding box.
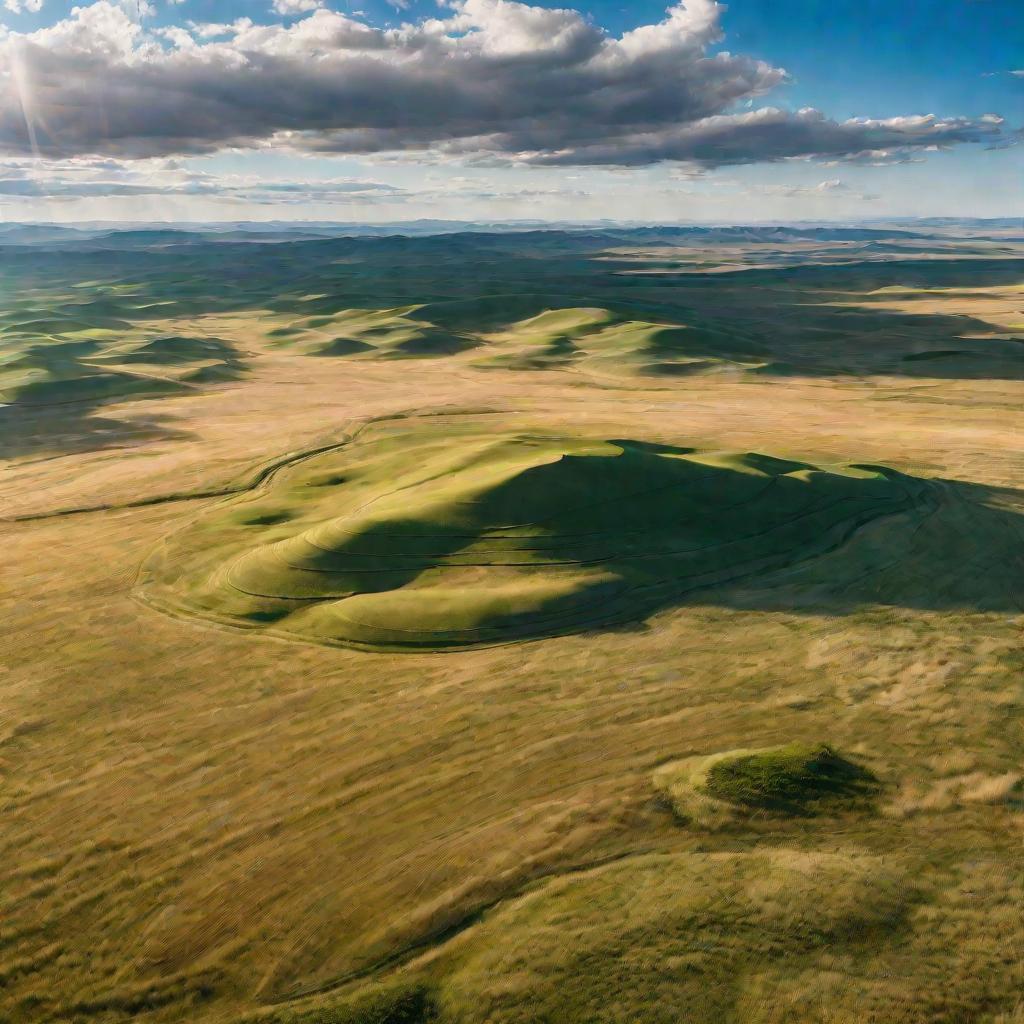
[0,326,244,405]
[142,424,928,651]
[472,307,770,376]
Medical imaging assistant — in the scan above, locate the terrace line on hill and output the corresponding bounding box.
[139,422,931,651]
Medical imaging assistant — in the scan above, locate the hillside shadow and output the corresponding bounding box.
[687,476,1024,617]
[7,238,1021,380]
[603,256,1024,380]
[747,306,1024,380]
[0,402,193,460]
[1,330,246,459]
[152,435,1024,652]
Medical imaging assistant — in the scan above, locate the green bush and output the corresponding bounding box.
[703,743,879,812]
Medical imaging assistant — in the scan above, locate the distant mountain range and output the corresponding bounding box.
[0,217,1021,251]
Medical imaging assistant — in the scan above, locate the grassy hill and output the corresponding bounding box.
[142,422,932,650]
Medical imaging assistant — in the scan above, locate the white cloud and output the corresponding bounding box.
[757,178,877,200]
[270,0,322,14]
[187,18,253,38]
[0,0,1006,168]
[3,0,43,14]
[0,155,408,203]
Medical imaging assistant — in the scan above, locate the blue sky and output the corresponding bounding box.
[0,0,1020,222]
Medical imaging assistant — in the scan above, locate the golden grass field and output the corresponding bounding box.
[1,229,1023,1023]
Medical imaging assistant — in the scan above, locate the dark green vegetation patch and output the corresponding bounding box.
[703,743,880,812]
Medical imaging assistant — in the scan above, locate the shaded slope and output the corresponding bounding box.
[142,426,930,650]
[0,313,244,406]
[0,314,245,458]
[267,306,478,359]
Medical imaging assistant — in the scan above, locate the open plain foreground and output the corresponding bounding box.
[2,224,1024,1024]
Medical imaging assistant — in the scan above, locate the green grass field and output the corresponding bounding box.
[2,226,1024,1024]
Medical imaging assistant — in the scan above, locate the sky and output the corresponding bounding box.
[0,0,1020,223]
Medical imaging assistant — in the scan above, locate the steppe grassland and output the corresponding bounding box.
[1,233,1023,1023]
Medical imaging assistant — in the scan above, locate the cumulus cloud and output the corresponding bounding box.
[0,0,1006,167]
[187,18,254,38]
[512,108,1002,167]
[4,0,43,13]
[270,0,323,15]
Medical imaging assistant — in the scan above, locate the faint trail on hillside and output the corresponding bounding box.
[1,406,506,524]
[263,846,653,1009]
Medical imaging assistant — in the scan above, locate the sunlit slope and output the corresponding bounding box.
[473,306,771,376]
[141,424,930,650]
[265,301,772,377]
[437,851,913,1024]
[0,308,243,404]
[266,305,477,358]
[472,306,616,369]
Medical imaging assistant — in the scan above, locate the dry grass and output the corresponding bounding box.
[2,237,1024,1022]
